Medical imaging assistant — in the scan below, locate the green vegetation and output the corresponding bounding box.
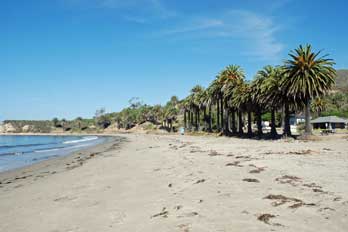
[2,44,347,137]
[335,70,348,91]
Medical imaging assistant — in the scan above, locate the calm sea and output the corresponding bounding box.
[0,135,107,172]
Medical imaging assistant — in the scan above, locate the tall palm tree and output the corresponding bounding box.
[256,66,282,138]
[251,73,268,137]
[221,65,246,135]
[230,79,252,136]
[283,44,336,135]
[189,85,204,131]
[208,77,223,131]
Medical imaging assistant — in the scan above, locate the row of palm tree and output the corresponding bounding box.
[181,44,336,138]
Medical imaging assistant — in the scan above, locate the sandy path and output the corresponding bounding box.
[0,134,347,231]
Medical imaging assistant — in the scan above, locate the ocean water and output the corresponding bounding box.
[0,135,107,172]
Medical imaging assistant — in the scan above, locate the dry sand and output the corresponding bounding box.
[0,133,348,232]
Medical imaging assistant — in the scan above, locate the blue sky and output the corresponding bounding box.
[1,0,347,120]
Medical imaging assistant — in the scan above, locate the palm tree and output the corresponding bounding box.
[188,85,204,131]
[251,73,268,137]
[256,66,282,138]
[221,65,246,135]
[192,85,205,131]
[283,44,336,135]
[230,79,252,136]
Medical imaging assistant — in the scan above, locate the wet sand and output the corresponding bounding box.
[0,133,347,231]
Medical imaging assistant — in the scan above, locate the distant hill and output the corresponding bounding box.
[336,69,348,91]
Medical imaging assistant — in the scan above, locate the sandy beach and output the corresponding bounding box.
[0,133,347,232]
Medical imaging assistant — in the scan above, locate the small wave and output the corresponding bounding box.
[0,152,17,156]
[63,136,98,144]
[34,148,61,153]
[0,143,57,149]
[0,151,23,156]
[69,144,90,149]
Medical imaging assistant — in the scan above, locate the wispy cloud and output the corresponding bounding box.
[77,0,176,23]
[158,10,284,61]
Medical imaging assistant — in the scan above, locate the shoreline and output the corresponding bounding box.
[0,135,126,190]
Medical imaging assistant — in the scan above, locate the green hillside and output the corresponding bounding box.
[336,69,348,90]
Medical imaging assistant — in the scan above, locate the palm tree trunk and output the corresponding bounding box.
[281,106,285,129]
[256,107,263,137]
[190,111,193,131]
[217,102,220,131]
[270,108,277,138]
[220,97,224,132]
[197,109,200,131]
[247,110,252,137]
[231,108,236,134]
[283,102,291,137]
[224,108,229,135]
[305,99,312,135]
[208,105,212,132]
[203,107,207,131]
[238,110,244,135]
[184,110,187,129]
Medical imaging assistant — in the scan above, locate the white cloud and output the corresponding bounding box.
[159,10,284,61]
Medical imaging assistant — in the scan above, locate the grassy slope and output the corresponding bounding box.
[336,69,348,90]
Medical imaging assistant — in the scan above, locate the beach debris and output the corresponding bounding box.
[287,149,317,155]
[168,183,173,188]
[303,182,322,188]
[249,165,266,174]
[264,194,302,207]
[289,202,316,209]
[243,178,260,183]
[264,194,316,209]
[257,214,276,225]
[263,149,318,156]
[333,197,342,202]
[303,182,328,194]
[236,155,251,159]
[226,161,243,167]
[174,205,182,211]
[195,179,206,184]
[313,188,328,194]
[151,207,169,219]
[275,175,302,186]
